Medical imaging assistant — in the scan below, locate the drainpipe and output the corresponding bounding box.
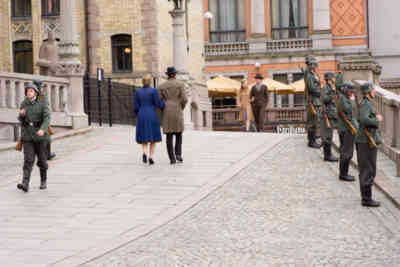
[366,0,370,52]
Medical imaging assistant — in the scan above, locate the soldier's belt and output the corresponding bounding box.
[27,121,42,127]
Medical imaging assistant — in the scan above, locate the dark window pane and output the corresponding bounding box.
[112,35,133,72]
[42,0,60,16]
[13,0,32,17]
[271,0,308,40]
[13,41,33,74]
[209,0,246,43]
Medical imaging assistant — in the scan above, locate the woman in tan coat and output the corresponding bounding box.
[237,79,254,132]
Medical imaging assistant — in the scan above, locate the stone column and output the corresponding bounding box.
[169,6,193,130]
[31,0,42,74]
[312,0,332,50]
[58,0,87,129]
[169,9,186,74]
[249,0,267,53]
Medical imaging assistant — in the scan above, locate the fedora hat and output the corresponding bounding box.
[166,66,177,75]
[254,73,263,80]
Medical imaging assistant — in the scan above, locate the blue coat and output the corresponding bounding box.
[133,87,165,144]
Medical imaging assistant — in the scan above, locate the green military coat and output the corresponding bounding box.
[355,96,383,145]
[337,93,358,133]
[306,71,322,106]
[18,97,51,143]
[322,83,338,120]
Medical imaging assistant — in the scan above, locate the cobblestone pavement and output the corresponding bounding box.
[84,136,400,267]
[0,126,288,267]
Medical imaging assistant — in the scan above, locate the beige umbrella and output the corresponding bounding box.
[289,79,306,94]
[249,78,293,94]
[207,75,242,97]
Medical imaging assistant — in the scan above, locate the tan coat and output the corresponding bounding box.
[159,78,188,133]
[237,88,254,121]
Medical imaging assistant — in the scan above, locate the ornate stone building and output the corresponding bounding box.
[0,0,212,130]
[203,0,371,107]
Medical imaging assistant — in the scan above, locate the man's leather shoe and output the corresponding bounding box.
[339,175,355,182]
[362,199,381,207]
[176,156,183,163]
[17,183,29,192]
[48,152,56,160]
[170,160,176,165]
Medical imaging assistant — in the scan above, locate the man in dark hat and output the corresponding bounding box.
[320,72,339,161]
[159,67,188,164]
[17,83,51,192]
[355,83,382,207]
[33,79,56,160]
[337,82,359,182]
[250,73,268,132]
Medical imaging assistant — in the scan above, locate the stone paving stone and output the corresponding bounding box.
[83,136,400,267]
[0,126,283,267]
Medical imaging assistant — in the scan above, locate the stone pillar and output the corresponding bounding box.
[311,0,332,50]
[249,0,267,53]
[169,9,186,74]
[31,0,42,75]
[58,0,87,129]
[339,56,382,83]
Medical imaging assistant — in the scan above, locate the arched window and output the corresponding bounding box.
[42,0,60,16]
[111,34,133,73]
[271,0,308,40]
[12,0,32,18]
[13,40,33,74]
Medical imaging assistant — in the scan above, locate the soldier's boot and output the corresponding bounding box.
[361,186,380,207]
[39,169,47,190]
[308,130,321,149]
[47,143,56,160]
[17,173,30,193]
[323,144,338,162]
[339,160,355,182]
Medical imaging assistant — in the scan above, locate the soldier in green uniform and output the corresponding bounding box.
[305,60,322,148]
[320,72,338,161]
[33,79,56,160]
[17,83,51,192]
[355,83,383,207]
[337,82,359,182]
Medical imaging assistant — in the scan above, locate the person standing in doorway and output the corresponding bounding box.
[355,83,383,207]
[237,79,254,132]
[250,74,268,132]
[159,67,188,164]
[17,83,51,192]
[133,74,165,165]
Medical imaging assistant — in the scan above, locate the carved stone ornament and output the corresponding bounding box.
[339,56,382,75]
[12,21,32,40]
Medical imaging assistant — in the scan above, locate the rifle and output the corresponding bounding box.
[355,94,377,149]
[335,94,357,135]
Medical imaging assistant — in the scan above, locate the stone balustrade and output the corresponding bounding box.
[0,72,73,131]
[204,42,249,57]
[266,38,313,51]
[368,83,400,176]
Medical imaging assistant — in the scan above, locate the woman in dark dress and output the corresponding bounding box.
[133,75,165,165]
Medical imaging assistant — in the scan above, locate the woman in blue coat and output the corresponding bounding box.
[134,74,165,165]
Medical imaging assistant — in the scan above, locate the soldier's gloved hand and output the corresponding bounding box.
[19,109,26,116]
[37,130,45,136]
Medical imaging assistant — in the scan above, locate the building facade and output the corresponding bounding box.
[203,0,370,108]
[0,0,212,130]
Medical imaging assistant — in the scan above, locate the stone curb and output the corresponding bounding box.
[331,139,400,210]
[49,135,288,267]
[0,127,94,152]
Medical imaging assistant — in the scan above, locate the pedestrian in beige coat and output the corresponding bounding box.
[237,79,254,131]
[159,67,188,164]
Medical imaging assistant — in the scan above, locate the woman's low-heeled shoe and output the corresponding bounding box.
[142,154,147,163]
[149,158,154,165]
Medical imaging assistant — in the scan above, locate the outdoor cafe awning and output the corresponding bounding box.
[207,75,241,97]
[288,79,305,94]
